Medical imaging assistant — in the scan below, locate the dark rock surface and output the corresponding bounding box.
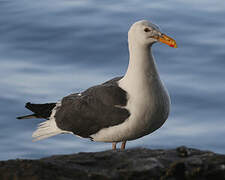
[0,146,225,180]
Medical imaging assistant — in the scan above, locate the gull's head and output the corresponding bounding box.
[128,20,177,48]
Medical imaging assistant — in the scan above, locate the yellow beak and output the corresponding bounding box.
[154,34,177,48]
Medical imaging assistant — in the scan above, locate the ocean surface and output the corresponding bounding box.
[0,0,225,160]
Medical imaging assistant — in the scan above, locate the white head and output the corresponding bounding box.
[128,20,177,48]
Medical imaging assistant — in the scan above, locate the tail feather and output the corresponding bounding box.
[17,114,40,120]
[25,102,56,119]
[18,101,66,141]
[31,101,67,141]
[32,119,62,141]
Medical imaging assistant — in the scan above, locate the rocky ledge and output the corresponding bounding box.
[0,146,225,180]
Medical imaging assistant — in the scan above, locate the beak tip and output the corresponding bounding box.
[169,44,177,48]
[158,34,177,48]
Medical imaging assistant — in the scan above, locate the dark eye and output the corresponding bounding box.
[144,28,150,32]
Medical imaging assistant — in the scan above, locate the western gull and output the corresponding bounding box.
[17,20,177,150]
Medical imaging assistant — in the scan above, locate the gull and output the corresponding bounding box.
[17,20,177,150]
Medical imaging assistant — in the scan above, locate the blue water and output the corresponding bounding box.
[1,0,225,160]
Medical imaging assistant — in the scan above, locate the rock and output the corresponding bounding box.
[0,147,225,180]
[176,146,191,157]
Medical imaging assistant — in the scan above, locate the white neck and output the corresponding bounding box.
[121,41,159,85]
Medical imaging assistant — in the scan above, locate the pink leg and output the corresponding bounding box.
[112,142,117,150]
[121,141,126,150]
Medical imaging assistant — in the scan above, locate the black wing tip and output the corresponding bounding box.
[16,115,28,120]
[16,114,37,120]
[25,102,31,108]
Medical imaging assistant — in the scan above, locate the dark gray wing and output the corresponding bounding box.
[55,76,130,138]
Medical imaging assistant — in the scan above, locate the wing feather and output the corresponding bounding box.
[55,77,130,138]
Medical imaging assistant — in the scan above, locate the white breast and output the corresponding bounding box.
[90,74,170,142]
[91,37,170,143]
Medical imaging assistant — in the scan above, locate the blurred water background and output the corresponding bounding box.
[0,0,225,160]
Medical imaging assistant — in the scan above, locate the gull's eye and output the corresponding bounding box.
[144,28,150,32]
